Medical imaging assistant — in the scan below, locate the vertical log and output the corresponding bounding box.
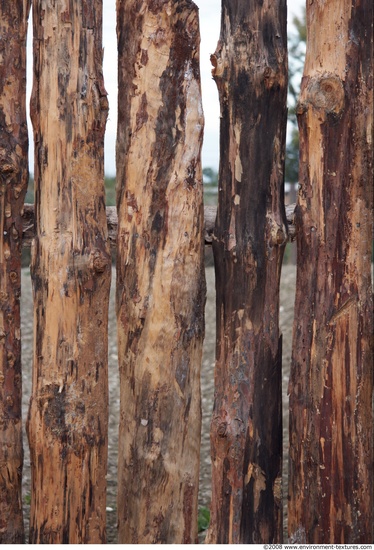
[288,0,373,543]
[206,0,288,543]
[0,0,30,543]
[116,0,205,543]
[26,1,110,543]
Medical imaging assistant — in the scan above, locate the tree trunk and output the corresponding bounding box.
[116,0,205,543]
[26,1,110,543]
[206,0,288,543]
[0,0,30,543]
[288,0,373,543]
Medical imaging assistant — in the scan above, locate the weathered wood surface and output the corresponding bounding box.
[206,0,288,543]
[26,1,111,543]
[20,203,296,247]
[116,0,205,543]
[288,0,373,543]
[0,0,30,543]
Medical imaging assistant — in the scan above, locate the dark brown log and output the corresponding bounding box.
[116,0,205,543]
[206,0,288,543]
[26,1,110,543]
[288,0,373,544]
[0,0,30,543]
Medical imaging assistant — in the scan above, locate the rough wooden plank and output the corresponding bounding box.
[116,0,205,543]
[0,0,30,543]
[26,1,111,543]
[288,0,373,543]
[206,0,288,543]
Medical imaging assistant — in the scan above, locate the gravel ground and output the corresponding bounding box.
[19,258,296,543]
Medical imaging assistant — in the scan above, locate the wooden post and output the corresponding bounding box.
[26,1,111,543]
[206,0,288,543]
[288,0,373,543]
[116,0,205,543]
[0,0,31,543]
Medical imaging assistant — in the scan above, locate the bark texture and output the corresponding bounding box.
[0,0,30,543]
[26,1,110,543]
[206,0,288,543]
[116,0,205,543]
[288,0,373,543]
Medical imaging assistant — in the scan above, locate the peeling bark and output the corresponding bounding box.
[288,0,373,543]
[116,0,205,543]
[26,1,110,543]
[0,0,30,543]
[206,0,288,543]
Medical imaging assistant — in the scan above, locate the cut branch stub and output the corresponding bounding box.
[297,74,345,116]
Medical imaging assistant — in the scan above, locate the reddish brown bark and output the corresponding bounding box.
[206,0,288,543]
[0,0,31,543]
[116,0,205,543]
[288,0,373,543]
[26,0,110,543]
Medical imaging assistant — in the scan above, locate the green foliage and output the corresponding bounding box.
[203,166,218,206]
[25,176,34,204]
[288,8,306,116]
[24,493,31,505]
[203,167,218,186]
[286,8,306,185]
[197,506,210,533]
[285,127,300,184]
[105,177,116,207]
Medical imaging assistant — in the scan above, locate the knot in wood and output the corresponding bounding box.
[91,250,109,274]
[268,218,287,247]
[210,50,225,79]
[9,271,18,284]
[0,162,15,174]
[6,395,14,407]
[7,352,15,367]
[11,224,20,240]
[264,66,272,78]
[306,74,345,115]
[217,421,228,438]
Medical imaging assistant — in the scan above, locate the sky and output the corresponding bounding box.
[27,1,304,176]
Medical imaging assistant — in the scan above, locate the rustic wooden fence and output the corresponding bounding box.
[0,0,372,544]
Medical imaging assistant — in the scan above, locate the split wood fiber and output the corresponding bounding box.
[206,0,288,543]
[288,0,373,543]
[116,0,205,543]
[0,0,31,543]
[26,1,111,543]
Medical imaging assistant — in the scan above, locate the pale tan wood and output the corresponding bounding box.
[26,1,110,543]
[116,0,205,543]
